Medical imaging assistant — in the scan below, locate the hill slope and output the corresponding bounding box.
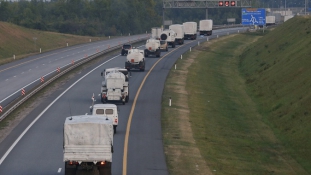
[239,16,311,172]
[0,22,104,64]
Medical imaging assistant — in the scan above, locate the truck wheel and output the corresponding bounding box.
[65,162,77,175]
[172,43,175,48]
[113,125,117,134]
[166,46,168,51]
[122,101,125,105]
[98,165,111,175]
[125,95,129,102]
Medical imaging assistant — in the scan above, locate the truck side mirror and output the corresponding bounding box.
[89,106,93,113]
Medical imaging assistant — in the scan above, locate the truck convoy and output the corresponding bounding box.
[199,19,213,36]
[183,22,197,40]
[90,103,119,134]
[63,115,113,175]
[160,29,176,48]
[169,24,184,44]
[151,27,162,40]
[125,49,145,71]
[144,38,161,57]
[100,68,129,105]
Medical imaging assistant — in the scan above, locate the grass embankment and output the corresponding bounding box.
[0,21,106,64]
[162,16,311,175]
[239,16,311,172]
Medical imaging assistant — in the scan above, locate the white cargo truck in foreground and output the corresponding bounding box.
[183,22,197,40]
[199,19,213,36]
[160,29,176,48]
[63,115,113,175]
[144,38,161,57]
[151,27,162,40]
[125,49,145,71]
[91,104,119,134]
[101,69,129,105]
[169,24,184,44]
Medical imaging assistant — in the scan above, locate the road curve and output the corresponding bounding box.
[0,27,247,175]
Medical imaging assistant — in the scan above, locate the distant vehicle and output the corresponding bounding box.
[199,19,213,36]
[125,49,145,71]
[121,44,132,56]
[183,22,197,40]
[63,115,113,175]
[160,40,168,51]
[151,27,162,40]
[90,104,119,134]
[145,38,161,57]
[100,68,129,105]
[169,24,185,44]
[160,29,177,48]
[266,16,276,26]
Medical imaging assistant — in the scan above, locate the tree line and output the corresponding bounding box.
[0,0,242,36]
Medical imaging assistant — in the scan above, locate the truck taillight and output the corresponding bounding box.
[100,161,106,165]
[131,59,134,63]
[115,119,118,123]
[102,94,106,98]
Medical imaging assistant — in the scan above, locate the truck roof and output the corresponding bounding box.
[93,104,117,108]
[64,115,113,125]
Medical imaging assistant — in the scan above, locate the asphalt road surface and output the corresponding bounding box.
[0,34,148,107]
[0,27,247,175]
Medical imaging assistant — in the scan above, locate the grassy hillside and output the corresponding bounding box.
[239,16,311,172]
[0,22,106,64]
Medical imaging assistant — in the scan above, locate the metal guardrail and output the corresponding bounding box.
[0,36,149,122]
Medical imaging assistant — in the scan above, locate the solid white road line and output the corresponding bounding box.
[58,168,62,173]
[0,54,121,165]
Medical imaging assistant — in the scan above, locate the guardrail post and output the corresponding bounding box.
[181,55,182,59]
[198,41,200,46]
[190,47,191,52]
[13,55,15,60]
[67,43,68,47]
[175,64,176,70]
[40,48,41,53]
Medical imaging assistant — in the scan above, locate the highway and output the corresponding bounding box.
[0,34,148,107]
[0,27,247,175]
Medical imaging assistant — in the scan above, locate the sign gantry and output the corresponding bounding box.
[163,0,252,9]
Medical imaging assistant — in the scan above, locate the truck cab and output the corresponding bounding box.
[90,104,119,134]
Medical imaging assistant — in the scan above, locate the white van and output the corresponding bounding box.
[91,104,119,134]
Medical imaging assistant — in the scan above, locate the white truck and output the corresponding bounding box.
[144,38,161,57]
[266,16,276,26]
[160,29,176,48]
[199,19,213,36]
[151,27,162,40]
[63,115,113,175]
[101,69,129,105]
[125,49,145,71]
[169,24,184,44]
[90,104,119,134]
[183,22,197,40]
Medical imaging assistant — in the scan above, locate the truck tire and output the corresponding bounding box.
[144,49,149,57]
[156,50,161,57]
[98,164,111,175]
[125,95,129,102]
[166,46,168,51]
[65,162,77,175]
[113,125,117,134]
[172,42,175,48]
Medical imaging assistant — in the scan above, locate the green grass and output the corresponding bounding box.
[162,16,311,175]
[0,21,109,64]
[239,16,311,172]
